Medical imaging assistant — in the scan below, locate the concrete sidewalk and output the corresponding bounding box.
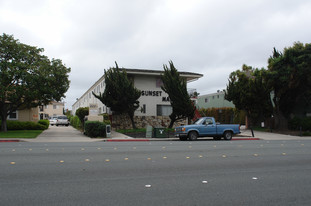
[238,129,311,140]
[1,127,311,142]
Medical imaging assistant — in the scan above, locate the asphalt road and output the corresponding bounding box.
[1,140,311,206]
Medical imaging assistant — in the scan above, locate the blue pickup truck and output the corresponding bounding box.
[175,117,240,141]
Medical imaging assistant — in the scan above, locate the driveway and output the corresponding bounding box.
[26,125,105,142]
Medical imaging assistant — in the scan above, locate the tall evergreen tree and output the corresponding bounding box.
[225,64,273,126]
[161,61,195,128]
[267,42,311,129]
[93,62,141,129]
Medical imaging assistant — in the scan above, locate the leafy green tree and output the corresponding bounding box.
[267,42,311,129]
[0,33,71,132]
[93,62,141,129]
[225,64,273,126]
[75,107,89,129]
[161,61,195,128]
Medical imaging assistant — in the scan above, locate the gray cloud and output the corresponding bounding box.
[1,0,311,109]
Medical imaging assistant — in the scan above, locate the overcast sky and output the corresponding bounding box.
[1,0,311,109]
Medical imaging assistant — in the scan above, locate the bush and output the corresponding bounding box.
[198,107,237,124]
[76,107,89,128]
[38,120,49,129]
[289,117,311,131]
[102,113,111,125]
[84,121,106,138]
[1,120,46,130]
[70,116,82,129]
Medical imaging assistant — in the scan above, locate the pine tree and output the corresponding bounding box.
[161,61,195,128]
[93,62,141,129]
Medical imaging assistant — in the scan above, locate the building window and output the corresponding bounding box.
[39,105,44,112]
[53,105,58,109]
[157,105,172,116]
[8,111,17,120]
[141,104,146,113]
[205,98,209,103]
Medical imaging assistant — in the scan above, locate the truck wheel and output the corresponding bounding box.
[188,131,198,141]
[223,131,232,140]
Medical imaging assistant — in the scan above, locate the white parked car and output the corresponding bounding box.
[55,115,70,126]
[49,117,58,126]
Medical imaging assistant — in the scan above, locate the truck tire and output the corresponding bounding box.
[188,131,198,141]
[223,131,232,140]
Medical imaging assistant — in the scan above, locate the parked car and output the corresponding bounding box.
[55,115,70,126]
[175,117,240,141]
[49,117,58,126]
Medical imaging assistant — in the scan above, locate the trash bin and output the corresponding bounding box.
[106,125,111,138]
[153,127,167,138]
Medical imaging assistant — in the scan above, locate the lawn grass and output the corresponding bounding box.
[0,130,43,138]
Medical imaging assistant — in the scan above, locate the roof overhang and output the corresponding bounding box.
[123,68,203,83]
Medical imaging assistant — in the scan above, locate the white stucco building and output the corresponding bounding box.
[72,68,202,128]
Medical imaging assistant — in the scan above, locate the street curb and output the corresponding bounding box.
[232,138,260,141]
[105,139,150,142]
[0,140,21,142]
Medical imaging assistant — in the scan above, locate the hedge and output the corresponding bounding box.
[70,115,82,129]
[198,107,245,124]
[38,120,49,129]
[0,120,46,130]
[84,121,106,138]
[288,117,311,131]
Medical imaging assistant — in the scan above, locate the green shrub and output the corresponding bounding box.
[70,116,82,129]
[84,121,106,138]
[76,107,89,129]
[198,107,239,124]
[38,120,49,129]
[102,113,111,125]
[289,117,311,131]
[1,120,46,130]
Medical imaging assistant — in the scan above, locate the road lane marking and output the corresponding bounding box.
[10,162,16,165]
[59,160,64,163]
